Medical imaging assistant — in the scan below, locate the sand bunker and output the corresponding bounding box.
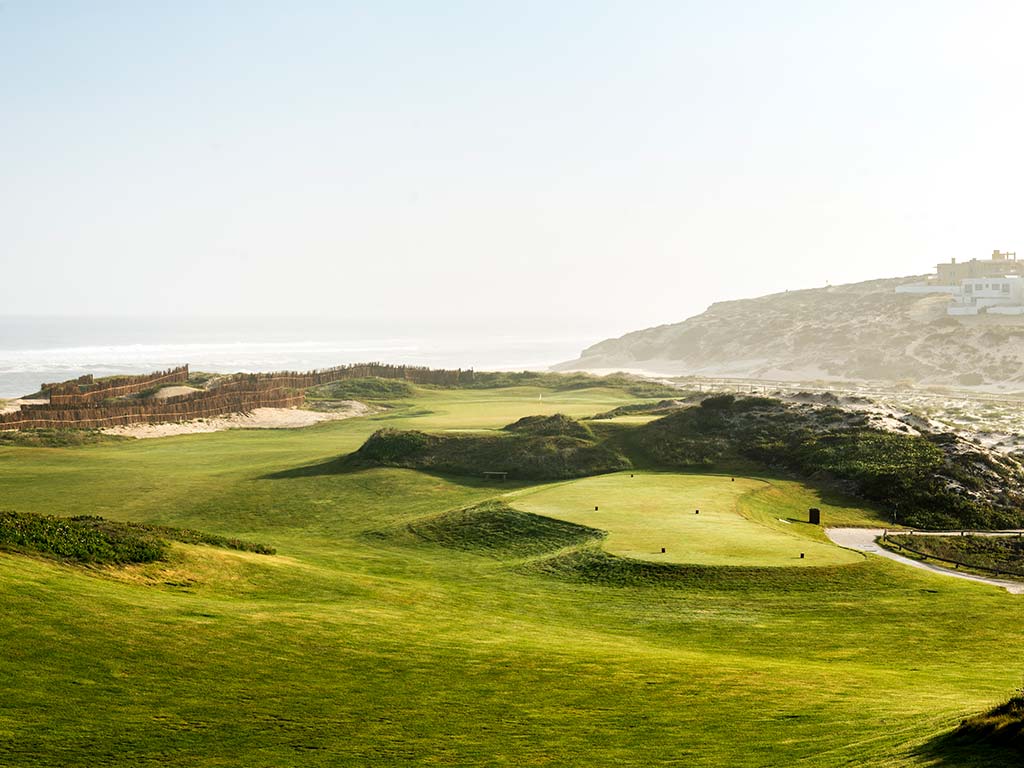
[102,402,374,439]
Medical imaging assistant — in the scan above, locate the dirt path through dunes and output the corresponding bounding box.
[102,402,374,439]
[826,528,1024,594]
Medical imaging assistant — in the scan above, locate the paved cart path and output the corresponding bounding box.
[825,528,1024,594]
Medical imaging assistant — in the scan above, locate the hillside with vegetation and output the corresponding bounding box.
[2,383,1023,766]
[558,276,1024,388]
[337,395,1024,530]
[628,394,1024,529]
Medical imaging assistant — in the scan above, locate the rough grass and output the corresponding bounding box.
[400,500,604,558]
[350,423,631,480]
[0,510,275,564]
[463,370,683,398]
[503,412,594,439]
[305,376,415,401]
[0,428,128,448]
[887,534,1024,577]
[948,694,1024,753]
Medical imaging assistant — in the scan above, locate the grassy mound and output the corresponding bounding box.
[523,546,883,592]
[503,413,594,439]
[350,420,631,480]
[0,510,275,564]
[954,694,1024,753]
[462,370,682,397]
[305,377,415,401]
[590,399,688,420]
[405,500,604,558]
[637,395,1024,529]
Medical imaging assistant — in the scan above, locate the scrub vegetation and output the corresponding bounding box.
[887,534,1024,577]
[635,394,1024,529]
[0,510,274,564]
[348,413,629,480]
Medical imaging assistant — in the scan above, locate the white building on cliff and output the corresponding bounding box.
[895,250,1024,315]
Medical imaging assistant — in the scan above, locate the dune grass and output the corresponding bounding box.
[0,386,1021,766]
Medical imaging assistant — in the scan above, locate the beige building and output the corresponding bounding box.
[895,249,1024,315]
[935,250,1023,284]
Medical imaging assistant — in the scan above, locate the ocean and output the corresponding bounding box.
[0,316,602,399]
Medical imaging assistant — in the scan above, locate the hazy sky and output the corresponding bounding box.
[3,1,1024,337]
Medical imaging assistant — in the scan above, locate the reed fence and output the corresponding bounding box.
[2,384,301,430]
[209,363,474,390]
[6,362,474,431]
[46,366,190,405]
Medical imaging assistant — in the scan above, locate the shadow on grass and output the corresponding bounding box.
[521,546,896,592]
[914,729,1021,767]
[261,455,358,479]
[260,456,538,491]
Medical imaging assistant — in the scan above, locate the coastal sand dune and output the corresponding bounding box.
[102,402,374,439]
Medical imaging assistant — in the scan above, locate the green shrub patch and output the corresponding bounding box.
[0,510,275,565]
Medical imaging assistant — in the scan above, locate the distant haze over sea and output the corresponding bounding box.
[0,316,613,399]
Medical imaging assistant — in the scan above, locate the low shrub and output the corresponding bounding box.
[0,510,275,564]
[886,534,1024,576]
[955,692,1024,752]
[0,510,166,564]
[0,429,127,448]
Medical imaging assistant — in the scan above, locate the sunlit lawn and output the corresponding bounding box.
[0,386,1019,766]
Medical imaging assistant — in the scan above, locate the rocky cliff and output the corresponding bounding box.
[558,277,1024,389]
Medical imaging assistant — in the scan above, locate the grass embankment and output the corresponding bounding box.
[0,510,275,564]
[350,414,631,480]
[398,499,605,558]
[953,693,1024,753]
[0,386,1021,766]
[462,370,682,398]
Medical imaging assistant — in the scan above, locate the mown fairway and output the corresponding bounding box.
[0,386,1021,766]
[509,472,862,566]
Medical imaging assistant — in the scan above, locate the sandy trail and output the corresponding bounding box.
[102,402,374,439]
[826,527,1024,594]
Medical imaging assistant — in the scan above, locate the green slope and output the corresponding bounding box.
[0,386,1019,767]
